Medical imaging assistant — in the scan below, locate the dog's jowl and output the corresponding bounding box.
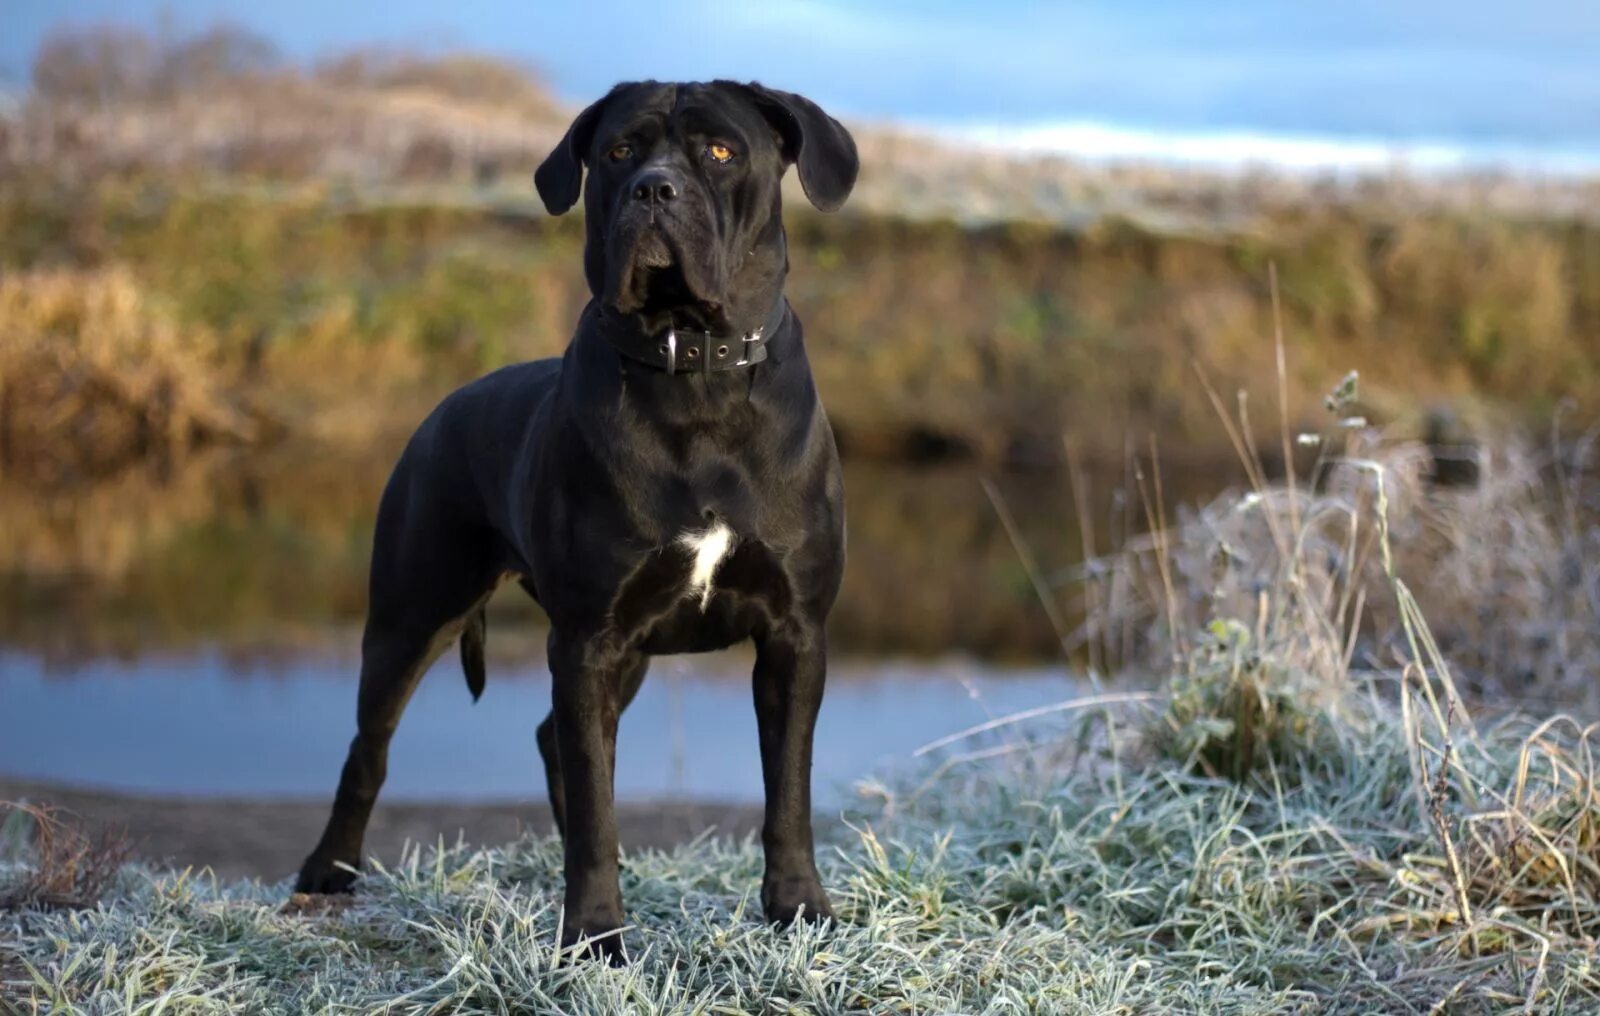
[295,81,858,963]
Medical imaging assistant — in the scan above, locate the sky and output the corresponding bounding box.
[5,1,1599,170]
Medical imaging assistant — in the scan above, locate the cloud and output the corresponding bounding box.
[7,0,1598,147]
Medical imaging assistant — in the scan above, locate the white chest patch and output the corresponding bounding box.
[677,522,734,609]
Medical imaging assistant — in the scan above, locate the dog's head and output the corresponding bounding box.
[535,81,857,332]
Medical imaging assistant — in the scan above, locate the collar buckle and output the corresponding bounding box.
[624,303,781,375]
[734,327,764,367]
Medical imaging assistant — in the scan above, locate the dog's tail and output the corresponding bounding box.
[460,606,487,702]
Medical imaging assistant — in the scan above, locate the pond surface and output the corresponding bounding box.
[0,648,1082,806]
[2,444,1241,662]
[1,445,1232,803]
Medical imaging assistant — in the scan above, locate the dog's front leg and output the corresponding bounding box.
[752,620,834,925]
[548,631,631,963]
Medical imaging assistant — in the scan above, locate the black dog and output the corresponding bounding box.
[295,81,858,962]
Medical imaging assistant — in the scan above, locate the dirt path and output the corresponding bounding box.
[0,778,763,882]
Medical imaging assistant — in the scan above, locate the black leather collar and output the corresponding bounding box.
[608,299,788,375]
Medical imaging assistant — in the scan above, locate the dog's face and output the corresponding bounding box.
[535,81,857,331]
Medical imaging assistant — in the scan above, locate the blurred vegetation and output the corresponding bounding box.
[4,24,1599,663]
[0,264,269,484]
[1,174,1597,475]
[3,23,1598,477]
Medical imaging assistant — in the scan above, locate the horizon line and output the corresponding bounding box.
[910,118,1600,178]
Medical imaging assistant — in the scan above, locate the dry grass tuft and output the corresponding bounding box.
[1406,715,1600,949]
[0,801,130,911]
[1034,285,1600,974]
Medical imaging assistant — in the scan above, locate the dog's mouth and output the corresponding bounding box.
[607,226,727,330]
[636,263,705,317]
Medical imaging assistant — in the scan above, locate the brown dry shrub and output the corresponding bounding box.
[0,266,265,483]
[0,802,130,911]
[1432,716,1600,945]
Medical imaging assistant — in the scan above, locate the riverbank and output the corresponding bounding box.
[0,778,762,883]
[5,174,1595,483]
[8,670,1600,1011]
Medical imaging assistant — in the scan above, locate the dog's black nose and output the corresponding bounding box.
[630,172,678,204]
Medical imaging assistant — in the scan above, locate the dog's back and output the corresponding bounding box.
[387,357,563,543]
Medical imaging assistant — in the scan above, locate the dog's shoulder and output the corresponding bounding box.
[443,357,560,412]
[415,357,563,451]
[462,357,562,398]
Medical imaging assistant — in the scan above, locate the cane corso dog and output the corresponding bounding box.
[295,81,857,962]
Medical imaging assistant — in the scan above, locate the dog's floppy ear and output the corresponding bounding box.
[534,87,620,215]
[735,83,859,213]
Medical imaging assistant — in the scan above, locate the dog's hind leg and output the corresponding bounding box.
[295,486,502,894]
[536,652,648,839]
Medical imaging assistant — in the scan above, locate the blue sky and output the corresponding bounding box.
[6,1,1598,158]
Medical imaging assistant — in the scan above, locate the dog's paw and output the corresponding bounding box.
[293,855,359,896]
[762,876,834,928]
[280,891,358,917]
[560,921,629,966]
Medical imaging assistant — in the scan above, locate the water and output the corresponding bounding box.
[0,649,1079,806]
[1,446,1237,663]
[0,446,1230,803]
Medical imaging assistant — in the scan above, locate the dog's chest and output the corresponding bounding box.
[677,522,734,609]
[609,522,795,654]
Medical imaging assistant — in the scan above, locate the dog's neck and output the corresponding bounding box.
[596,290,789,375]
[597,223,791,374]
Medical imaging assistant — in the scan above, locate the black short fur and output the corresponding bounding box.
[294,81,859,964]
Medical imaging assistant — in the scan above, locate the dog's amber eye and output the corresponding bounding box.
[705,143,735,164]
[607,144,632,162]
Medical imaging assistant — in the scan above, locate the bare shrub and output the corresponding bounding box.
[31,26,159,105]
[314,49,557,114]
[0,802,130,911]
[1070,421,1599,732]
[150,25,279,97]
[16,25,565,183]
[1372,435,1600,707]
[0,266,266,483]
